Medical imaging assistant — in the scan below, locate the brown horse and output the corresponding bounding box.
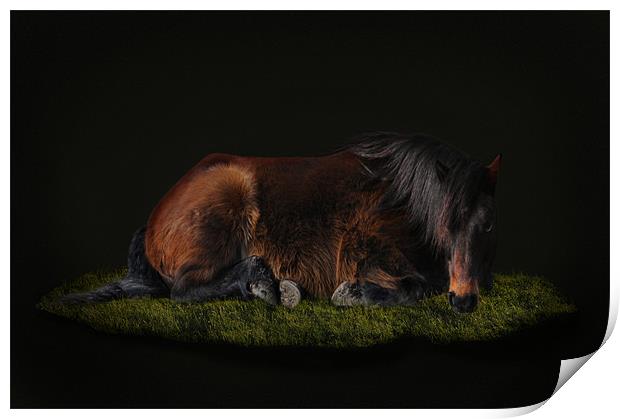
[64,132,501,313]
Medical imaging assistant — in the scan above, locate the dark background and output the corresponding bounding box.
[11,11,609,408]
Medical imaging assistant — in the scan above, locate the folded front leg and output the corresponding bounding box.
[331,274,427,307]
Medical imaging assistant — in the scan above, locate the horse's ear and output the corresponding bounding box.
[436,160,450,182]
[486,154,502,188]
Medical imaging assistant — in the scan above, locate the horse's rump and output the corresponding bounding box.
[145,154,260,286]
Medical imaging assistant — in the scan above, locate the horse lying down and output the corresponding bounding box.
[62,132,501,313]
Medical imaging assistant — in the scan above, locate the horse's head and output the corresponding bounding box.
[444,154,501,313]
[349,133,503,312]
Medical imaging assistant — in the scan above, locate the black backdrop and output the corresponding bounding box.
[11,11,609,408]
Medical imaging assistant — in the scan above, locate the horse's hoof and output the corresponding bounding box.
[279,280,301,308]
[331,282,364,306]
[249,279,278,305]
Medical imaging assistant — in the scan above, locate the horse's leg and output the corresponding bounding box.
[170,256,278,304]
[331,274,428,307]
[333,235,429,306]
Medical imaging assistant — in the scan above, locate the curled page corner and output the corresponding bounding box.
[554,353,595,394]
[493,400,547,418]
[551,287,617,398]
[499,287,618,417]
[494,354,596,418]
[544,284,618,405]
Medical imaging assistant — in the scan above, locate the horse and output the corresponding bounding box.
[63,132,501,313]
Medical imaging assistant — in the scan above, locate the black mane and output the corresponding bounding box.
[347,132,488,252]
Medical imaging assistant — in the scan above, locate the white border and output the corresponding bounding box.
[0,1,617,10]
[4,2,617,418]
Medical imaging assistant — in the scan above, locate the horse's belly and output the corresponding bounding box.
[248,219,341,298]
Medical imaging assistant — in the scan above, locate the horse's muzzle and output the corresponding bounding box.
[448,292,478,313]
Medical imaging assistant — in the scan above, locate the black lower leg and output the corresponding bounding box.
[332,274,428,307]
[361,276,427,306]
[171,256,277,303]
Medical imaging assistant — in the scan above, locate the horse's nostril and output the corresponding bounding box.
[465,294,478,311]
[450,293,478,313]
[448,291,456,306]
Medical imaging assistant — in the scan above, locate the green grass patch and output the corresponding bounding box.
[39,270,576,348]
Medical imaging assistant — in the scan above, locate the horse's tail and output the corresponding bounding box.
[60,226,170,304]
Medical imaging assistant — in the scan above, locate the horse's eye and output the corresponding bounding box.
[484,223,494,233]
